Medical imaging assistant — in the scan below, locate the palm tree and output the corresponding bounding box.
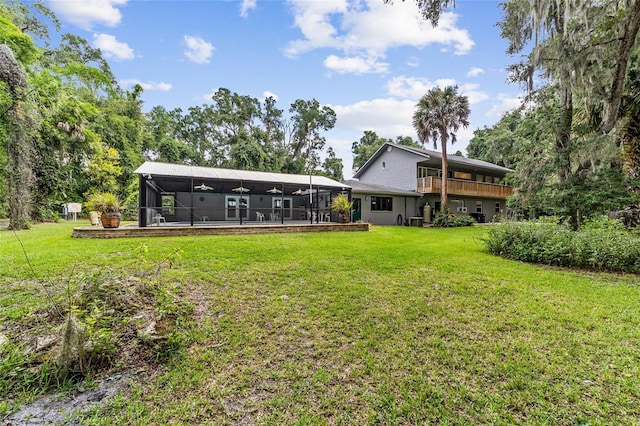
[413,86,470,213]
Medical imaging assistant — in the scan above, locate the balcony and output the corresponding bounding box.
[417,176,513,199]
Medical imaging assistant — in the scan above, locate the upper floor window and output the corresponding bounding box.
[453,171,472,180]
[418,167,441,178]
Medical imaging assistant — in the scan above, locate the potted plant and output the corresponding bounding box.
[85,192,123,229]
[330,193,353,223]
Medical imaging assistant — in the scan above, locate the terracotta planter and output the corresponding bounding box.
[101,213,121,229]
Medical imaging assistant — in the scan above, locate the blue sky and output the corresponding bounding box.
[45,0,523,178]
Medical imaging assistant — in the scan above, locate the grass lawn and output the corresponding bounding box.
[1,222,640,424]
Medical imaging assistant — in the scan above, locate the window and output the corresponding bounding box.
[476,174,484,182]
[454,171,472,180]
[493,176,501,184]
[476,201,483,213]
[418,167,441,178]
[371,196,393,211]
[495,202,501,213]
[161,193,175,215]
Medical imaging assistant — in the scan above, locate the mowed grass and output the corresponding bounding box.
[2,222,640,424]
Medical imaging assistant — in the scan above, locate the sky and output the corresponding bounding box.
[44,0,524,178]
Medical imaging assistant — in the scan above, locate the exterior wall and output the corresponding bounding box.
[352,192,419,225]
[418,158,507,182]
[420,196,506,223]
[357,147,422,191]
[172,192,331,222]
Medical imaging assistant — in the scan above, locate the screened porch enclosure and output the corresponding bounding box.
[136,162,351,227]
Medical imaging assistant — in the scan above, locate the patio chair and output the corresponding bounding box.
[256,212,265,222]
[153,213,166,226]
[269,212,279,222]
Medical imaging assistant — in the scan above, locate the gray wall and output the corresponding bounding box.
[353,193,419,225]
[174,192,323,222]
[421,196,506,222]
[357,147,421,191]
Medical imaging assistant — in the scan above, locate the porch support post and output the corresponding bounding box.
[190,178,194,226]
[315,187,320,223]
[281,183,285,224]
[239,180,243,226]
[139,174,147,227]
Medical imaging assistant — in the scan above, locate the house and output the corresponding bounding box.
[347,142,513,225]
[134,161,351,227]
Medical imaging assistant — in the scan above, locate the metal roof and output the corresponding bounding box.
[353,142,512,178]
[399,144,513,173]
[134,161,350,189]
[344,180,422,197]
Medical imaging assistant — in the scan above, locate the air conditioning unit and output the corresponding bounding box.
[456,207,462,213]
[461,207,468,213]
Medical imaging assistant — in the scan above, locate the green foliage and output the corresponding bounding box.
[413,86,470,211]
[85,140,122,193]
[352,130,388,170]
[0,15,38,65]
[0,340,62,400]
[484,218,640,273]
[84,192,123,214]
[330,193,353,221]
[321,146,343,181]
[432,211,476,227]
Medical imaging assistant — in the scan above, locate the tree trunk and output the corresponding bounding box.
[440,131,448,213]
[600,0,640,134]
[0,44,33,230]
[557,67,579,230]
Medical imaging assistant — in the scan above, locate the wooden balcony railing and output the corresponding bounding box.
[417,177,513,199]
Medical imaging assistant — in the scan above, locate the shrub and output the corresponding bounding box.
[484,217,640,273]
[433,211,476,227]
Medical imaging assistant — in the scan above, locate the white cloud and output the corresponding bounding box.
[92,33,134,60]
[263,91,279,101]
[386,76,489,105]
[486,94,524,118]
[467,67,484,78]
[183,35,215,64]
[324,54,388,74]
[387,76,435,99]
[240,0,257,18]
[284,0,474,74]
[120,79,172,91]
[201,88,217,102]
[48,0,127,30]
[329,98,417,137]
[458,83,489,105]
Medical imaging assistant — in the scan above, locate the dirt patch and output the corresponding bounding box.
[3,374,130,425]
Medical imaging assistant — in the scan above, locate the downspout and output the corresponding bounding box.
[404,196,407,226]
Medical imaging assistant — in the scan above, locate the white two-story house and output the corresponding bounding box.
[345,142,514,225]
